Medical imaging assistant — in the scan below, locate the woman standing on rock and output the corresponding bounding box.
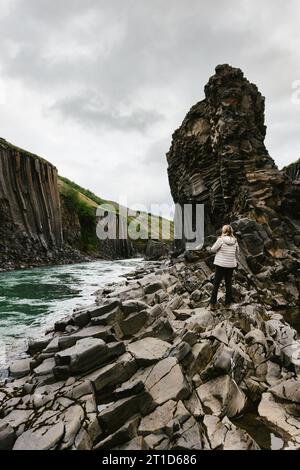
[209,224,239,310]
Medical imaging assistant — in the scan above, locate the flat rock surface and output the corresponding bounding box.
[144,358,191,405]
[9,359,31,378]
[13,423,65,450]
[127,337,171,364]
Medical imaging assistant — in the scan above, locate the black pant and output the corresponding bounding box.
[210,265,234,305]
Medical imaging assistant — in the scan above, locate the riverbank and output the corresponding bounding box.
[0,239,170,273]
[0,249,96,273]
[0,259,144,371]
[0,253,300,450]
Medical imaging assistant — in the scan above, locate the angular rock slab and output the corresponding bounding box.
[200,343,235,382]
[139,400,177,435]
[197,375,246,418]
[91,306,121,326]
[203,415,259,450]
[94,416,140,450]
[269,378,300,403]
[172,416,202,450]
[60,405,84,449]
[89,299,120,317]
[127,337,171,365]
[201,320,233,345]
[84,352,137,392]
[0,422,16,450]
[145,357,191,405]
[55,338,109,374]
[258,392,300,444]
[13,423,65,450]
[144,281,165,295]
[264,319,299,368]
[122,300,149,314]
[9,358,31,378]
[58,325,113,350]
[34,357,55,376]
[189,340,214,376]
[117,310,148,337]
[185,308,214,331]
[98,392,153,433]
[3,410,33,429]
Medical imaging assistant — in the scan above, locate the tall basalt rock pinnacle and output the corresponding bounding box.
[167,64,300,273]
[0,138,63,267]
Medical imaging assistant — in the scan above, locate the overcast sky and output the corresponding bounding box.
[0,0,299,217]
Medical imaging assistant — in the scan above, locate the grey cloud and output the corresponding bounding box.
[0,0,300,209]
[140,138,171,167]
[50,91,165,132]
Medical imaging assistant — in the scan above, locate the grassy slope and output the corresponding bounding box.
[58,176,174,251]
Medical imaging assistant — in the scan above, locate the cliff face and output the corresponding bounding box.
[0,138,63,268]
[167,65,300,275]
[167,64,299,220]
[283,158,300,182]
[59,194,82,248]
[0,139,171,269]
[58,178,135,259]
[58,176,171,261]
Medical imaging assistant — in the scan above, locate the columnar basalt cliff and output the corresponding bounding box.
[167,64,300,275]
[0,139,168,269]
[284,158,300,182]
[0,138,64,268]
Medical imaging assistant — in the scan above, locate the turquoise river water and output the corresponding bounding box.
[0,259,143,369]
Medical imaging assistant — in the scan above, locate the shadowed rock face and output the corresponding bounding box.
[167,64,300,273]
[283,158,300,182]
[0,138,63,266]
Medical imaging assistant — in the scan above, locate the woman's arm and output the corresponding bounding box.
[210,238,223,253]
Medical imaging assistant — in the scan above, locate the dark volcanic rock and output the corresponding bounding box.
[0,138,63,269]
[145,240,169,260]
[167,64,300,274]
[283,158,300,182]
[0,139,138,269]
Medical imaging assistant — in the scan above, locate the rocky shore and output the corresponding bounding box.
[0,239,169,273]
[0,253,299,450]
[0,248,96,273]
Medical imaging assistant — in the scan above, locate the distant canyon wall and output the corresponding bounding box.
[284,159,300,182]
[0,137,157,269]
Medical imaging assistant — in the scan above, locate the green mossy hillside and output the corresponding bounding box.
[58,176,174,255]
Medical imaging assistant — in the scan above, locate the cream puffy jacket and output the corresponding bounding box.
[210,236,239,268]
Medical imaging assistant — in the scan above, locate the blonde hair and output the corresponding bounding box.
[221,224,234,237]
